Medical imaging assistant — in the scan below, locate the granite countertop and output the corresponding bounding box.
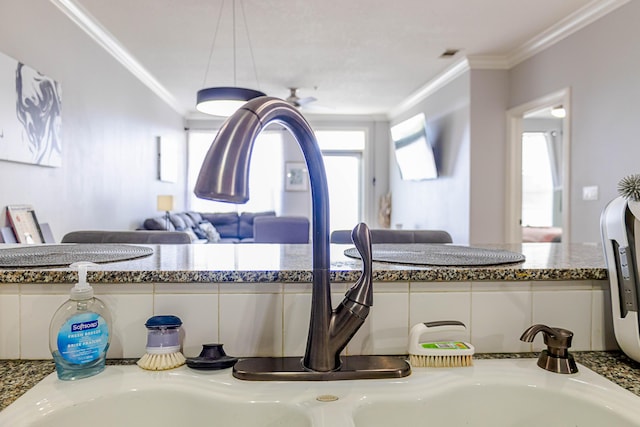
[0,242,607,284]
[1,351,639,411]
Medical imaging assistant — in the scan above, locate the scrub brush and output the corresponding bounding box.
[408,321,474,367]
[618,174,640,219]
[137,315,186,371]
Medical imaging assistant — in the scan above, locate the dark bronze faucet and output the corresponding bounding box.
[195,97,410,380]
[520,324,578,374]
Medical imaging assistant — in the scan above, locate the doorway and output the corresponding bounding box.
[505,89,571,244]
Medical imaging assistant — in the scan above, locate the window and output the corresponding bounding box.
[521,132,554,227]
[187,130,283,213]
[187,128,366,235]
[316,130,365,233]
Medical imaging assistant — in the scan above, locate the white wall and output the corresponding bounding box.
[0,0,186,242]
[389,72,471,244]
[509,1,640,243]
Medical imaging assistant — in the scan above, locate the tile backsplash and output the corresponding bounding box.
[0,279,616,360]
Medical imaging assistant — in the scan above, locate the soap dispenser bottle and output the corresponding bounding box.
[49,262,112,380]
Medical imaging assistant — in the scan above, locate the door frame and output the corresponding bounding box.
[505,88,571,243]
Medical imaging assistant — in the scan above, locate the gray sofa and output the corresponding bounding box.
[142,211,310,243]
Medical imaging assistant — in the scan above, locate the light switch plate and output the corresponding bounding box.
[583,185,599,201]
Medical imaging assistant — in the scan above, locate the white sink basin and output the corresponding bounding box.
[2,359,639,427]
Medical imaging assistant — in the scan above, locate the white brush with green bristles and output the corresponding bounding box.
[408,321,474,368]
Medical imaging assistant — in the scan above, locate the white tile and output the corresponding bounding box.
[410,281,471,292]
[98,294,153,358]
[592,280,610,291]
[592,289,618,351]
[95,283,153,295]
[283,292,346,357]
[154,293,218,358]
[219,293,283,357]
[472,281,531,292]
[471,291,532,353]
[532,290,592,351]
[0,287,19,359]
[283,293,311,357]
[409,292,471,343]
[531,280,593,291]
[20,284,71,295]
[154,283,218,294]
[347,293,409,355]
[20,294,68,359]
[283,282,347,294]
[371,281,408,293]
[219,282,282,294]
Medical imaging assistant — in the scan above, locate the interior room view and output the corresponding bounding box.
[3,0,640,424]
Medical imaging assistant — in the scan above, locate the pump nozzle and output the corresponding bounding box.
[70,261,98,300]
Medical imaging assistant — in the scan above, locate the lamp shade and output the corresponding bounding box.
[196,87,266,116]
[157,195,174,212]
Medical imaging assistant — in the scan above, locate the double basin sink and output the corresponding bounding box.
[2,358,640,426]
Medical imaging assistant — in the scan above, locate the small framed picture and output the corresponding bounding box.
[6,205,44,244]
[285,162,308,192]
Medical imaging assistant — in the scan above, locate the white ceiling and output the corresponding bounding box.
[58,0,623,118]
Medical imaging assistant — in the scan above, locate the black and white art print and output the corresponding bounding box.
[0,51,62,167]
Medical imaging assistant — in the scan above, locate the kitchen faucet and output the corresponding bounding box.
[194,97,410,380]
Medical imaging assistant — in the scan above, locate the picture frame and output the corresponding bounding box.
[285,162,308,192]
[5,205,44,244]
[157,136,178,183]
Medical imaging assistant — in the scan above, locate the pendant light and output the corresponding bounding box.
[196,0,265,116]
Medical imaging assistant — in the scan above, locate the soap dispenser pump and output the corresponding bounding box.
[49,262,112,380]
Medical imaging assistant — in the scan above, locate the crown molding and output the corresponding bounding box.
[390,0,629,117]
[388,58,470,119]
[50,0,185,116]
[507,0,630,67]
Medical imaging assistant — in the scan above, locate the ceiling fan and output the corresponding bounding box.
[285,88,317,109]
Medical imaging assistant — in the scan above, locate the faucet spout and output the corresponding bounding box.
[195,97,374,373]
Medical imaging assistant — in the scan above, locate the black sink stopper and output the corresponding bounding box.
[185,343,239,370]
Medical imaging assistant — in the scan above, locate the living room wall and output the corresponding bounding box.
[389,72,471,244]
[0,0,185,242]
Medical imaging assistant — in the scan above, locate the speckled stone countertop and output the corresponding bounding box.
[0,242,607,284]
[1,352,638,411]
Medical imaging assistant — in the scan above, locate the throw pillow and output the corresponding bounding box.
[191,226,207,240]
[183,228,199,242]
[169,214,187,231]
[199,221,221,243]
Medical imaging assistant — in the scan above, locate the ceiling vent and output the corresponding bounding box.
[440,49,460,58]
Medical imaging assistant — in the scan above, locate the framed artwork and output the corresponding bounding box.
[157,136,178,182]
[0,51,62,167]
[285,162,308,192]
[5,205,44,244]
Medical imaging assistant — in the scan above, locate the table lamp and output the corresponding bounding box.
[157,195,174,230]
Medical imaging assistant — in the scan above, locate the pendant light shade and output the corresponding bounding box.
[197,0,264,117]
[196,87,266,116]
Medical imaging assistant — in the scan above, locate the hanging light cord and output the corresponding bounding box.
[239,0,261,90]
[201,0,226,88]
[200,0,261,91]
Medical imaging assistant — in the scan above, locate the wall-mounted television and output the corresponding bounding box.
[390,113,438,181]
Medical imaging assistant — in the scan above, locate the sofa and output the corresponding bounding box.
[142,211,310,244]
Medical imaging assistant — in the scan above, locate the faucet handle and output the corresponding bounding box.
[520,324,573,349]
[520,324,578,374]
[344,223,373,307]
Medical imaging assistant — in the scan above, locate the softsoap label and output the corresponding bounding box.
[57,312,109,364]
